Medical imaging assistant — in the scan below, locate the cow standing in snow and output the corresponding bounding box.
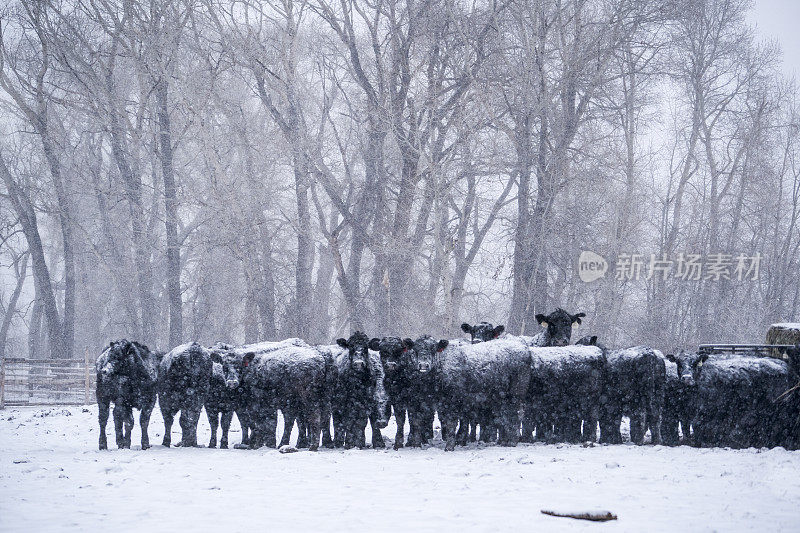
[96,339,161,450]
[241,339,328,450]
[661,352,696,445]
[205,343,250,449]
[523,345,605,443]
[408,335,530,451]
[370,337,414,449]
[458,322,507,443]
[687,352,793,448]
[330,332,388,449]
[591,345,665,445]
[520,308,586,441]
[158,342,213,447]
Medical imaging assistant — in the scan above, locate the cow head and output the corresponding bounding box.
[406,335,448,374]
[575,335,598,346]
[210,343,243,390]
[535,308,586,347]
[369,337,406,374]
[99,339,137,378]
[667,352,706,386]
[461,322,505,343]
[337,331,371,372]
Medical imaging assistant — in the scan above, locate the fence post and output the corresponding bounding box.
[84,349,91,405]
[0,358,5,409]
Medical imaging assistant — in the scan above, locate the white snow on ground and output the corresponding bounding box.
[2,405,800,532]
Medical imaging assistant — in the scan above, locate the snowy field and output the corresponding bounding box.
[2,405,800,532]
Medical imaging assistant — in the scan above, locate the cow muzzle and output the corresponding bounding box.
[680,375,695,386]
[226,379,240,390]
[418,362,430,373]
[352,360,366,371]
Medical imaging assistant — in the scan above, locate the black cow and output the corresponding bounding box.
[96,340,160,450]
[595,346,665,445]
[206,343,250,449]
[519,310,586,441]
[292,342,387,449]
[688,352,791,448]
[411,335,530,451]
[461,322,505,343]
[522,345,605,444]
[330,332,386,449]
[369,337,414,449]
[531,308,587,347]
[458,322,508,443]
[662,352,697,445]
[242,340,327,451]
[158,342,213,447]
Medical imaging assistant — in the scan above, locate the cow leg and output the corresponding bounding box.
[356,415,367,449]
[140,399,154,450]
[680,418,692,444]
[185,405,203,447]
[306,406,322,452]
[207,407,220,448]
[113,403,126,449]
[162,408,175,447]
[370,414,386,449]
[265,411,278,448]
[648,401,663,446]
[393,405,406,449]
[279,408,294,447]
[662,412,679,446]
[235,409,250,449]
[564,416,581,444]
[123,406,134,448]
[220,410,233,449]
[332,410,345,448]
[582,417,598,443]
[500,403,520,447]
[456,418,469,446]
[520,406,534,443]
[630,409,646,445]
[98,399,110,450]
[443,414,459,452]
[321,407,334,448]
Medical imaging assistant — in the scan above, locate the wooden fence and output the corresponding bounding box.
[0,351,95,408]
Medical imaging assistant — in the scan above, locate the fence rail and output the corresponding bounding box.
[0,352,95,408]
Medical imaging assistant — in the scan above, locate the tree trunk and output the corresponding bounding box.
[155,78,183,349]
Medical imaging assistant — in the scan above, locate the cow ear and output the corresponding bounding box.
[571,312,586,325]
[211,352,223,364]
[402,338,414,349]
[535,314,548,327]
[368,338,381,351]
[242,352,256,368]
[437,339,449,352]
[493,325,505,338]
[461,323,472,333]
[336,338,348,349]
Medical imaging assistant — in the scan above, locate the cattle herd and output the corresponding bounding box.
[95,308,800,452]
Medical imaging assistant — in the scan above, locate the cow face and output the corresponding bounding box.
[407,336,448,374]
[666,352,701,386]
[210,344,243,390]
[337,331,371,372]
[369,337,406,374]
[99,340,136,378]
[535,308,586,347]
[575,335,598,346]
[461,322,505,343]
